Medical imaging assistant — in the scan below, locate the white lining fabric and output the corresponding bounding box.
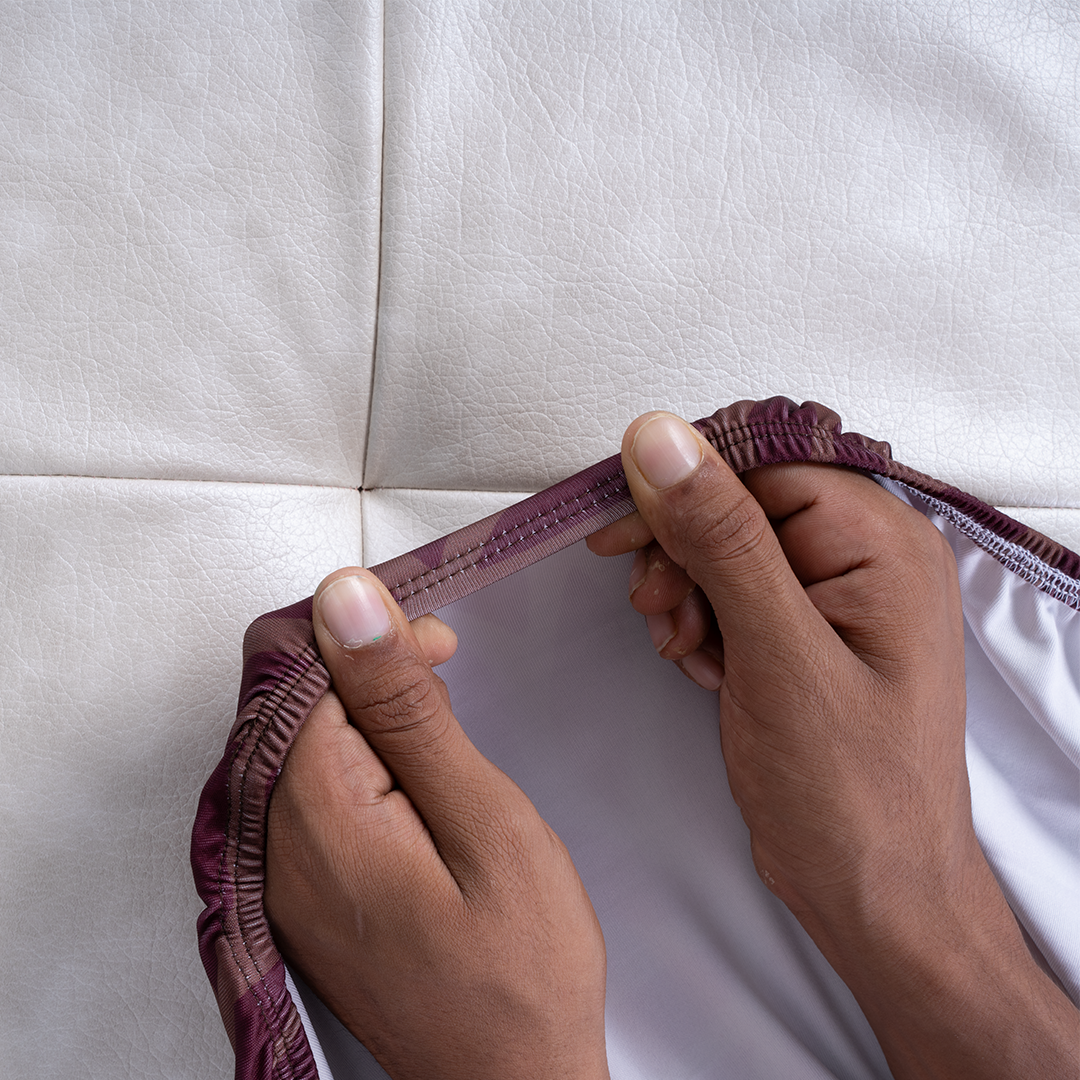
[287,486,1078,1078]
[887,482,1080,1003]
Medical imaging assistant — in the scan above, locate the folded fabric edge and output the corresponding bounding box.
[191,601,331,1080]
[373,397,1078,618]
[190,395,1080,1080]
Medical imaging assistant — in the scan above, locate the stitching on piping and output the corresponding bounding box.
[389,477,630,598]
[384,424,845,600]
[383,423,844,600]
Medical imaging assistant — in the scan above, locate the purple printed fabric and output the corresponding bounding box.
[190,398,1079,1080]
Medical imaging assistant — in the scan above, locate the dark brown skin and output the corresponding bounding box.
[265,579,610,1080]
[265,411,1079,1079]
[587,412,1079,1080]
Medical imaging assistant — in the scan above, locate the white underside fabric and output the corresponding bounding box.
[287,487,1079,1080]
[898,488,1080,1005]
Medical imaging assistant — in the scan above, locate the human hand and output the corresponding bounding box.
[264,569,609,1080]
[588,411,1078,1079]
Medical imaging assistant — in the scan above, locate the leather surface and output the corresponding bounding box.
[368,0,1079,506]
[0,1,381,486]
[1,1,1077,1076]
[0,476,362,1078]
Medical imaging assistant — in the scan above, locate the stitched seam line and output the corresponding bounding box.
[895,484,1080,608]
[385,422,844,598]
[390,479,630,599]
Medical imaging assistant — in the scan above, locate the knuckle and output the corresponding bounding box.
[359,666,449,745]
[898,506,957,578]
[684,485,772,568]
[487,815,554,891]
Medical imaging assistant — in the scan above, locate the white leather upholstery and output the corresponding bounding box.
[368,0,1079,507]
[0,476,362,1075]
[0,0,381,487]
[2,2,1077,1076]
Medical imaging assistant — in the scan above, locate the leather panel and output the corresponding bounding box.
[0,1,381,486]
[0,476,361,1079]
[369,0,1078,507]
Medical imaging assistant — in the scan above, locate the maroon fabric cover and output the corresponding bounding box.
[191,398,1079,1080]
[192,598,329,1080]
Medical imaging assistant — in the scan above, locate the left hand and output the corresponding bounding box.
[264,569,610,1080]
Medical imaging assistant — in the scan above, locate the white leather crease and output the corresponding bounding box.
[284,490,1078,1079]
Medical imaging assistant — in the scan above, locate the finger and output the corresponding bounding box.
[312,567,506,872]
[646,586,713,660]
[586,510,655,556]
[629,542,698,614]
[265,690,457,967]
[675,631,726,692]
[740,463,963,674]
[411,613,459,666]
[620,413,827,675]
[289,688,397,804]
[741,463,901,586]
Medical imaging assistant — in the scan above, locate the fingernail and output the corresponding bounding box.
[681,650,725,691]
[646,611,676,653]
[631,414,703,489]
[628,549,648,597]
[319,575,392,649]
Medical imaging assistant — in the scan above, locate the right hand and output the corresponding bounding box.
[265,568,609,1080]
[588,411,1078,1080]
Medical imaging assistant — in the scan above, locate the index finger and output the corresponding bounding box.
[586,509,655,556]
[741,463,908,586]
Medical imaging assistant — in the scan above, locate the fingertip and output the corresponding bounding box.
[628,548,648,598]
[646,611,676,653]
[678,649,725,692]
[628,544,698,614]
[315,569,396,650]
[625,412,705,491]
[644,587,713,660]
[586,511,655,556]
[411,613,458,666]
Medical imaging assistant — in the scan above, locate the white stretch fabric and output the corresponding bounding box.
[291,490,1080,1079]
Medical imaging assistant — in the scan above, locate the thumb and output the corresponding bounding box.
[311,568,487,842]
[621,412,821,671]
